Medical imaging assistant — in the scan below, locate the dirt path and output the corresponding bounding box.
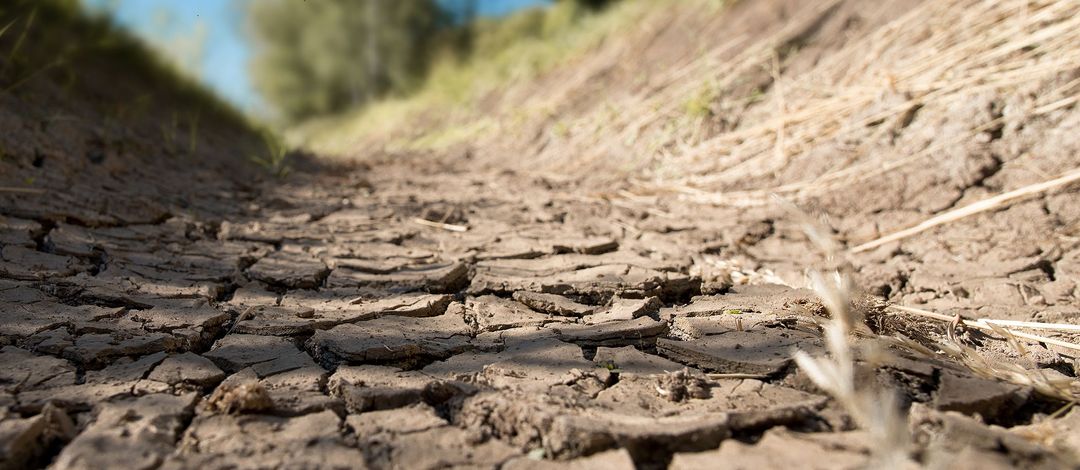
[0,147,1076,469]
[3,0,1080,467]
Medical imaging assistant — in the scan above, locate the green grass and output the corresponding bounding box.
[161,112,180,155]
[5,6,36,63]
[249,130,292,178]
[684,81,721,118]
[187,111,201,156]
[295,0,666,155]
[0,18,18,41]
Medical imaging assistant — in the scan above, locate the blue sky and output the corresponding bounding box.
[83,0,552,114]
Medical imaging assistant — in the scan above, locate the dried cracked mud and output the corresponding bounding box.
[4,0,1080,468]
[3,151,1078,469]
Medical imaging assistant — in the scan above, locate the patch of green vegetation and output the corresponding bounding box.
[747,86,766,104]
[598,360,620,372]
[1,5,67,95]
[684,81,719,118]
[424,0,627,103]
[723,308,743,315]
[391,118,495,152]
[552,120,571,138]
[187,111,201,156]
[161,111,179,155]
[249,131,292,179]
[247,0,443,124]
[156,111,202,157]
[300,0,669,154]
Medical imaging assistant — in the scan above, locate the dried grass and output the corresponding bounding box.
[784,201,1080,468]
[887,305,1080,403]
[412,217,469,232]
[890,305,1080,354]
[0,186,45,194]
[784,202,913,467]
[852,167,1080,252]
[793,272,912,468]
[598,0,1080,206]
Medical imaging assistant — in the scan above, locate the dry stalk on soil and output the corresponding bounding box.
[787,200,1080,461]
[889,305,1080,403]
[891,305,1080,354]
[0,186,46,194]
[852,167,1080,252]
[784,202,913,467]
[794,275,913,468]
[412,217,469,232]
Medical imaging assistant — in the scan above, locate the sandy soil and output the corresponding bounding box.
[2,0,1080,469]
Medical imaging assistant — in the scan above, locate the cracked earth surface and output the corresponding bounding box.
[4,0,1080,468]
[2,152,1078,469]
[1,157,839,469]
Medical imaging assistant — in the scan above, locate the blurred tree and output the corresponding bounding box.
[247,0,442,122]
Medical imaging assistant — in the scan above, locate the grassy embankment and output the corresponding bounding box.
[293,0,683,156]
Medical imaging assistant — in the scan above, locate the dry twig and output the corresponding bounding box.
[412,217,469,232]
[853,168,1080,252]
[889,305,1080,354]
[0,186,46,194]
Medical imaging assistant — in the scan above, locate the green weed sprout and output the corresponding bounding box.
[187,111,200,156]
[684,82,718,118]
[0,18,17,41]
[6,7,36,64]
[160,112,178,154]
[249,131,291,178]
[598,359,619,373]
